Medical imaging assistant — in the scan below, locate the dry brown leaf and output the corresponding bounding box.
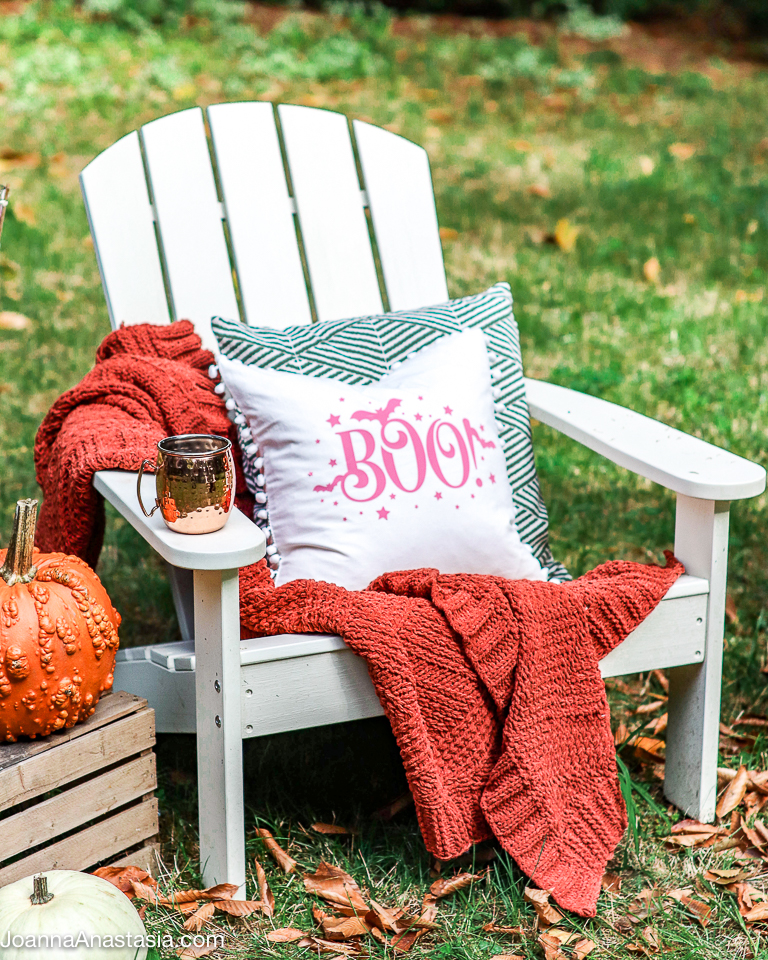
[304,862,370,913]
[214,899,265,917]
[489,955,524,960]
[312,822,356,836]
[652,669,669,692]
[553,218,579,252]
[174,901,202,916]
[650,712,668,736]
[601,872,622,894]
[614,722,630,746]
[665,833,714,848]
[717,765,749,818]
[93,865,157,894]
[182,902,215,933]
[296,936,360,955]
[257,827,297,873]
[704,868,756,885]
[666,888,693,901]
[322,916,370,941]
[166,883,239,904]
[720,722,754,743]
[734,716,768,728]
[524,887,563,929]
[681,895,712,926]
[642,257,661,284]
[635,700,666,714]
[366,899,403,933]
[390,928,427,953]
[482,923,524,935]
[744,902,768,923]
[131,880,164,904]
[740,816,766,851]
[266,928,309,943]
[671,820,722,836]
[439,227,459,242]
[429,872,480,899]
[744,792,767,818]
[177,945,216,959]
[573,939,597,959]
[669,142,696,161]
[254,858,274,918]
[0,311,31,330]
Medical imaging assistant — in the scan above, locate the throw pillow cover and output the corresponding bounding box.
[212,281,568,582]
[218,330,547,590]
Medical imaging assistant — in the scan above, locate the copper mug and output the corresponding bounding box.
[137,434,235,534]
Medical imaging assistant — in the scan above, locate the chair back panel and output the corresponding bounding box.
[208,101,313,329]
[80,131,171,330]
[80,103,449,350]
[141,108,240,349]
[353,119,447,311]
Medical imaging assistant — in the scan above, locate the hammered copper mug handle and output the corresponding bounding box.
[137,458,160,518]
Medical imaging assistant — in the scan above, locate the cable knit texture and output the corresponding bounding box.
[34,320,683,915]
[34,321,253,566]
[239,554,682,916]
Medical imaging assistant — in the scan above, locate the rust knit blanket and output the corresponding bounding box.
[34,320,253,566]
[34,321,683,916]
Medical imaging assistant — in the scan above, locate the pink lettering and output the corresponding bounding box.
[337,429,387,502]
[426,420,470,489]
[380,418,427,493]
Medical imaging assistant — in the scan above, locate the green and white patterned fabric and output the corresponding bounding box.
[212,282,568,581]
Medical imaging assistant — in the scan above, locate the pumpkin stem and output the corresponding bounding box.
[0,498,38,586]
[30,874,53,905]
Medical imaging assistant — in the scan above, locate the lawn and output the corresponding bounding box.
[1,1,768,956]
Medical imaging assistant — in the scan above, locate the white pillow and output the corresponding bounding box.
[219,329,546,590]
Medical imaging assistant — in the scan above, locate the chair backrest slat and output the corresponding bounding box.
[354,120,448,312]
[278,104,383,322]
[80,131,170,329]
[207,102,312,329]
[141,107,239,350]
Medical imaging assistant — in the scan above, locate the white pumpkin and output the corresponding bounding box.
[0,870,148,960]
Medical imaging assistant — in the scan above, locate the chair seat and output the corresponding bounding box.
[115,574,708,737]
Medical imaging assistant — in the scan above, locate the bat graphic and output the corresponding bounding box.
[350,398,402,427]
[313,475,345,493]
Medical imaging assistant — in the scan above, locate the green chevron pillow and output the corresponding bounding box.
[212,282,568,581]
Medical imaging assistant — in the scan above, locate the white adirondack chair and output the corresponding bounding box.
[79,102,766,896]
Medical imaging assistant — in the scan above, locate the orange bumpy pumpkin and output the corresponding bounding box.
[0,498,121,742]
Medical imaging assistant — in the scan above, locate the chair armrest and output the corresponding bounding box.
[524,378,766,501]
[94,469,266,570]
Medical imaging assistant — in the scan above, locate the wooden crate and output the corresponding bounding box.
[0,690,159,886]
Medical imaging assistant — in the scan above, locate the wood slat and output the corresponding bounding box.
[208,101,312,329]
[0,798,159,887]
[141,107,240,350]
[80,132,171,329]
[0,707,155,812]
[353,120,448,312]
[0,691,147,772]
[278,104,383,322]
[0,753,157,861]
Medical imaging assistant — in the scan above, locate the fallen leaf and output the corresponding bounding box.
[538,931,566,959]
[0,150,40,171]
[669,142,696,161]
[680,895,712,926]
[439,227,459,242]
[297,936,359,955]
[741,817,766,851]
[666,888,693,901]
[131,880,163,904]
[734,717,768,728]
[257,827,297,873]
[166,883,238,904]
[266,928,309,943]
[671,820,722,836]
[255,859,274,918]
[638,155,655,176]
[177,945,215,959]
[182,902,215,932]
[524,887,563,928]
[553,218,579,252]
[0,311,31,330]
[429,872,479,899]
[643,257,661,284]
[173,901,201,916]
[366,899,403,933]
[720,722,755,743]
[322,916,370,940]
[527,182,551,199]
[93,865,157,894]
[743,902,768,922]
[665,833,714,848]
[652,669,669,692]
[635,700,666,715]
[304,862,370,913]
[574,939,596,959]
[482,922,524,935]
[312,823,355,836]
[704,867,756,885]
[650,712,668,736]
[489,955,524,960]
[717,765,749,818]
[372,790,413,820]
[601,872,621,894]
[214,899,265,917]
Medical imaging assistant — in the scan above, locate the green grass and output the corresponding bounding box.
[2,2,768,956]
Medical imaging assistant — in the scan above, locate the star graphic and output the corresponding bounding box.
[329,459,337,467]
[327,414,341,427]
[418,396,423,401]
[480,424,485,432]
[390,493,396,500]
[489,473,496,484]
[415,413,423,421]
[315,439,320,444]
[308,472,313,477]
[339,398,345,402]
[455,504,460,509]
[333,501,338,506]
[377,507,390,520]
[443,405,453,415]
[434,491,443,501]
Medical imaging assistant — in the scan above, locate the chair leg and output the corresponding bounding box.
[194,568,246,895]
[665,495,730,823]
